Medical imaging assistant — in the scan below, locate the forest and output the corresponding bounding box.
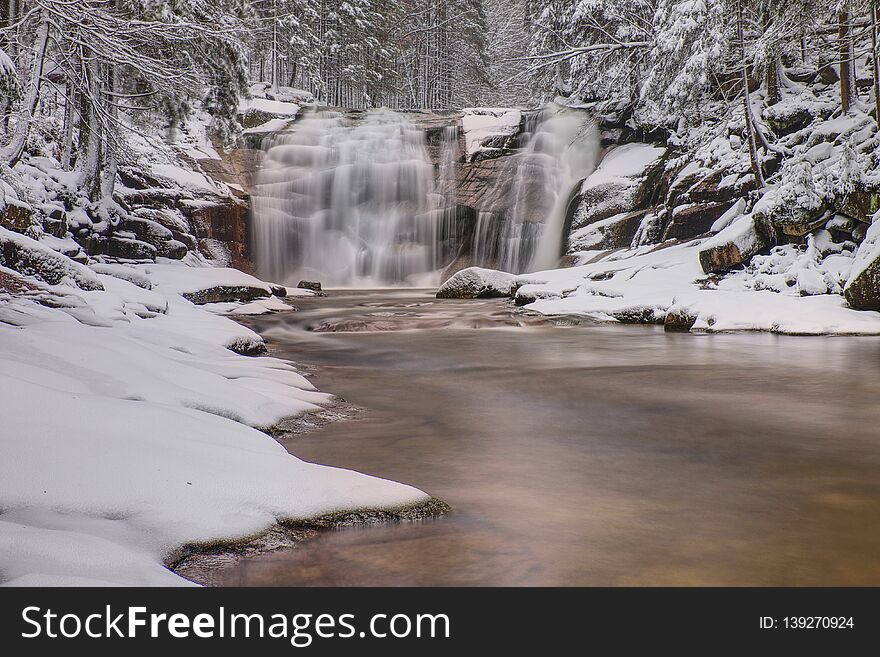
[0,1,879,206]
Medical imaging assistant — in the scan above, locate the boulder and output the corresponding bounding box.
[698,214,772,274]
[836,189,880,224]
[0,227,103,290]
[122,216,187,259]
[664,306,698,332]
[763,105,813,136]
[42,208,68,238]
[568,144,666,231]
[182,285,272,305]
[107,236,157,261]
[0,202,34,233]
[568,210,648,251]
[663,201,735,241]
[436,266,516,299]
[774,207,828,237]
[844,221,880,310]
[297,280,323,292]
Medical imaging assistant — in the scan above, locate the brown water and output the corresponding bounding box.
[209,289,880,586]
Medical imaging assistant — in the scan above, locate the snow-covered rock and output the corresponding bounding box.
[698,214,771,274]
[569,144,666,231]
[436,266,516,299]
[844,219,880,310]
[0,227,103,290]
[140,260,283,304]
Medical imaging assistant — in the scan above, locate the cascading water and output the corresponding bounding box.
[476,108,598,274]
[251,105,596,286]
[252,110,453,286]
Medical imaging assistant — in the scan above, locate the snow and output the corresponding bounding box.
[582,143,666,190]
[0,260,429,586]
[241,97,301,118]
[461,107,522,158]
[517,239,880,335]
[139,259,277,299]
[709,198,747,233]
[243,118,296,135]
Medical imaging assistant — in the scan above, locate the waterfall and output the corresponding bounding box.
[494,108,597,274]
[251,105,596,287]
[251,110,452,286]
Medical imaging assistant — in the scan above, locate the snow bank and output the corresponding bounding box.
[0,261,429,586]
[517,239,880,335]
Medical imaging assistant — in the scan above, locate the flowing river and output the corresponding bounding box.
[194,290,880,586]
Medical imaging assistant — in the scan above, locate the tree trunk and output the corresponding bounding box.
[738,2,764,188]
[872,1,880,121]
[100,65,118,199]
[77,59,103,201]
[3,17,49,168]
[839,2,854,113]
[60,81,75,170]
[764,11,781,106]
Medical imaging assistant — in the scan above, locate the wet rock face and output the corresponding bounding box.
[185,199,253,272]
[436,267,516,299]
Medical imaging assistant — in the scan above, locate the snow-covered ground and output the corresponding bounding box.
[0,253,429,586]
[515,239,880,335]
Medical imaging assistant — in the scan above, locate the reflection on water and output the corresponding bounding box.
[202,290,880,586]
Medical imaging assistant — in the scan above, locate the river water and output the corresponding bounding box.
[206,290,880,586]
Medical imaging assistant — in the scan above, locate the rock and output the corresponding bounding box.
[107,236,157,261]
[183,198,252,272]
[513,284,562,306]
[182,285,272,305]
[664,306,697,332]
[663,201,735,241]
[271,284,288,297]
[0,227,103,290]
[853,223,867,243]
[764,106,813,135]
[568,145,666,231]
[158,239,188,259]
[568,210,648,251]
[698,214,772,274]
[297,280,322,292]
[0,202,34,233]
[688,171,755,204]
[817,59,839,84]
[774,207,828,237]
[436,266,516,299]
[836,189,880,224]
[42,208,68,238]
[844,221,880,310]
[121,216,187,259]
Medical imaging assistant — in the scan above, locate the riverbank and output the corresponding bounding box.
[0,257,436,586]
